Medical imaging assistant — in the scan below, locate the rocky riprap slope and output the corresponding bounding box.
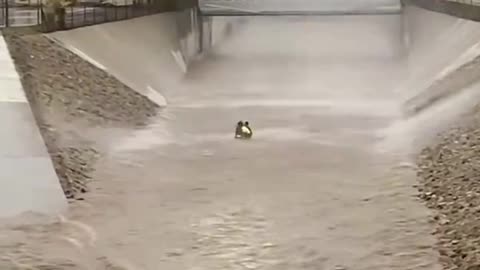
[1,27,159,199]
[418,110,480,270]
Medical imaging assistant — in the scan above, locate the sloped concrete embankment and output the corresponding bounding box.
[401,3,480,270]
[0,31,66,219]
[403,0,480,22]
[2,27,159,201]
[401,5,480,118]
[383,5,480,153]
[49,13,182,104]
[49,12,246,102]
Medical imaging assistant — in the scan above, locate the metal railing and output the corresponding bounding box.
[0,0,177,30]
[446,0,480,5]
[44,0,175,31]
[0,0,42,27]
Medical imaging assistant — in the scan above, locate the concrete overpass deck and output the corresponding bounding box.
[200,10,402,16]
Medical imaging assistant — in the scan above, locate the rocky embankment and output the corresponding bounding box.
[417,94,480,268]
[2,27,159,200]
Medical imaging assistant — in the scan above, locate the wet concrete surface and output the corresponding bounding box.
[0,7,463,270]
[0,33,66,218]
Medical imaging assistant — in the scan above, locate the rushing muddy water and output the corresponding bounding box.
[4,7,477,270]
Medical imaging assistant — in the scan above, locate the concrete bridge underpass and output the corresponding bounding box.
[198,0,402,16]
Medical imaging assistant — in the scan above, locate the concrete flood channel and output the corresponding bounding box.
[4,3,480,270]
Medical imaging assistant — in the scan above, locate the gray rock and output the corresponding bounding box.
[416,104,480,269]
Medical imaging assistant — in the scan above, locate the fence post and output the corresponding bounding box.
[124,0,128,19]
[56,7,66,30]
[5,0,9,27]
[37,0,40,25]
[103,3,107,21]
[196,7,203,53]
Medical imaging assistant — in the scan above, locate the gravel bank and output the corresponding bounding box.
[2,27,159,199]
[417,96,480,268]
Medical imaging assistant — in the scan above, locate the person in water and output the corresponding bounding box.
[235,120,253,139]
[243,121,253,138]
[235,121,244,138]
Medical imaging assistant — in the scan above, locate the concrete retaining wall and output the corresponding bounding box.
[175,7,246,67]
[401,4,480,115]
[403,0,480,21]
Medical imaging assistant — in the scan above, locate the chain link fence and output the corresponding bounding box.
[43,0,176,31]
[0,0,42,27]
[0,0,195,30]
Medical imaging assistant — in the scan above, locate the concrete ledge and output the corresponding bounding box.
[0,157,66,217]
[403,0,480,21]
[0,34,67,218]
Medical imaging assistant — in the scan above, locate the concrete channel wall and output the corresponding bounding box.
[403,0,480,21]
[0,33,67,219]
[400,1,480,116]
[175,5,245,68]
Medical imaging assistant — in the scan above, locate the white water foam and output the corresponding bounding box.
[377,79,480,156]
[172,99,402,117]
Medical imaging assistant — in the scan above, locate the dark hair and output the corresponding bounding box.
[237,121,244,126]
[245,121,249,126]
